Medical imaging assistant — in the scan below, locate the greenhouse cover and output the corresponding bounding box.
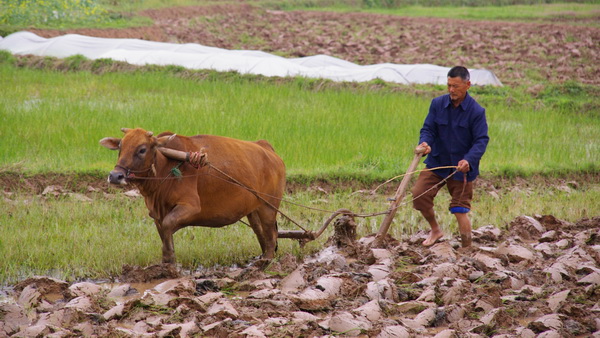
[0,31,503,86]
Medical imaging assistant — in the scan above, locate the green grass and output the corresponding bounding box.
[262,1,600,24]
[367,3,600,21]
[0,0,151,35]
[1,0,109,26]
[98,0,218,12]
[337,3,594,19]
[1,58,598,180]
[1,176,598,285]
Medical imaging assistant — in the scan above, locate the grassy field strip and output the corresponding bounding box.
[270,3,600,22]
[1,64,598,179]
[348,4,597,20]
[1,178,598,285]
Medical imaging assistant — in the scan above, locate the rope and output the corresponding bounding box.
[123,151,463,231]
[205,164,460,220]
[206,163,310,232]
[370,166,459,194]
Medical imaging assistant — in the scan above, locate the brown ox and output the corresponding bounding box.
[100,128,286,265]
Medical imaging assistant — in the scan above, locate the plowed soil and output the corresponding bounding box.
[2,213,599,337]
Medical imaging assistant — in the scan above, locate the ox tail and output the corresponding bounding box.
[255,139,276,152]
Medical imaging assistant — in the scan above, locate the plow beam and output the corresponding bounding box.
[278,230,316,240]
[278,208,354,243]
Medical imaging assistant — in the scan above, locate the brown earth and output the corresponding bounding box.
[3,5,600,337]
[0,171,596,198]
[26,3,600,87]
[1,213,599,337]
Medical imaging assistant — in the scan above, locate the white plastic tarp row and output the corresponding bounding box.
[0,31,503,86]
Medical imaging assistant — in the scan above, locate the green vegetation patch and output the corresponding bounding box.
[1,52,598,181]
[262,0,600,23]
[1,0,110,27]
[1,175,598,285]
[0,0,152,35]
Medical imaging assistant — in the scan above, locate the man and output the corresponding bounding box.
[412,66,489,248]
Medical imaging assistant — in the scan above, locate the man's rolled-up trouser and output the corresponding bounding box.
[412,170,473,213]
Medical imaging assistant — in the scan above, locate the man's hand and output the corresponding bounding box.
[457,159,470,173]
[416,142,431,155]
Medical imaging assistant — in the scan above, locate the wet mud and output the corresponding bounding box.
[1,214,599,337]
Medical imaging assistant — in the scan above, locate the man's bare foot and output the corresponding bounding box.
[422,230,444,247]
[460,233,472,248]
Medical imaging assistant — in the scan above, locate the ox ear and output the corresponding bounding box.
[156,133,177,147]
[99,137,121,150]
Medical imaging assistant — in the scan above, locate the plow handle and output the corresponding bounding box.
[372,146,426,246]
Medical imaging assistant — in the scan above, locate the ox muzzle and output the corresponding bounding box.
[108,164,154,184]
[108,166,129,185]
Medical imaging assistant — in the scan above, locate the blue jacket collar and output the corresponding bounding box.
[444,92,472,111]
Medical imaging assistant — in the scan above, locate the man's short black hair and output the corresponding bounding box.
[448,66,470,81]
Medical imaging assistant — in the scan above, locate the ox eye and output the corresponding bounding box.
[138,147,147,155]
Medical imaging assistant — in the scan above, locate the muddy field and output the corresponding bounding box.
[27,4,600,87]
[1,208,599,337]
[2,4,600,337]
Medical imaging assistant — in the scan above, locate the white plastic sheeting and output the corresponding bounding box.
[0,31,503,86]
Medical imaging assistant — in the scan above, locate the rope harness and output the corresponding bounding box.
[115,164,154,178]
[122,150,467,233]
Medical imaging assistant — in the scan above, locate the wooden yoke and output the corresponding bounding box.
[158,147,207,168]
[372,145,426,247]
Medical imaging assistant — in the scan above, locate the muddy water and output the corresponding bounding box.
[0,288,11,303]
[517,317,537,327]
[43,292,64,303]
[100,279,170,304]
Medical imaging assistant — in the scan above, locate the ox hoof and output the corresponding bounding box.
[162,258,176,265]
[235,260,271,281]
[252,258,272,270]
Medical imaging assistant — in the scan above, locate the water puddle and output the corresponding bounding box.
[102,279,169,303]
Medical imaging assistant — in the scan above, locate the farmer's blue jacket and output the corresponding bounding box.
[419,92,489,182]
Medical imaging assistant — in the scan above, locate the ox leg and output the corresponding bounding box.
[159,203,201,264]
[247,211,269,257]
[155,220,176,264]
[249,206,279,260]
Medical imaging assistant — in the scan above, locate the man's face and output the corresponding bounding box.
[447,76,470,103]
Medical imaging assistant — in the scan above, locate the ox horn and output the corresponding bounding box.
[121,128,130,133]
[146,131,153,137]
